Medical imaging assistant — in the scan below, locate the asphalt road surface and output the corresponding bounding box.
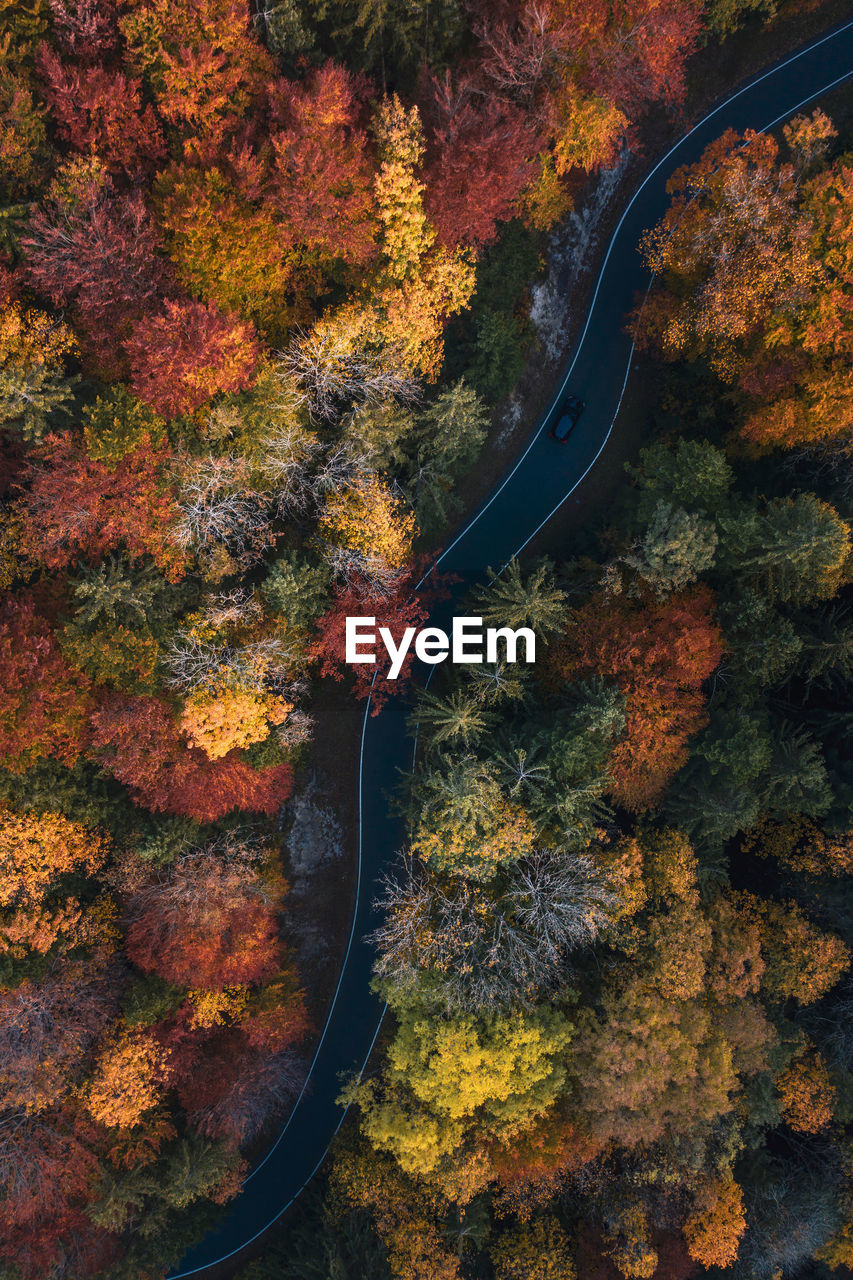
[171,18,853,1276]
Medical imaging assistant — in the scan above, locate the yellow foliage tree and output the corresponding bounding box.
[187,985,249,1029]
[319,475,416,575]
[412,797,537,880]
[522,154,574,232]
[373,95,432,281]
[491,1214,577,1280]
[0,302,75,367]
[347,1004,573,1177]
[551,81,628,175]
[180,684,291,760]
[85,1027,171,1130]
[0,808,106,907]
[603,1203,658,1280]
[314,92,475,380]
[640,827,699,904]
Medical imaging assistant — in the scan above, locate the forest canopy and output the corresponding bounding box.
[0,0,841,1278]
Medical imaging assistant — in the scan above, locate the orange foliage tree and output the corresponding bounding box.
[124,843,284,989]
[0,808,105,907]
[0,595,91,772]
[777,1048,836,1133]
[552,587,724,809]
[126,298,260,418]
[88,692,293,821]
[683,1176,746,1268]
[20,434,187,580]
[84,1028,171,1130]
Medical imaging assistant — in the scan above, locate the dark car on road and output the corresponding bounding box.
[549,394,584,442]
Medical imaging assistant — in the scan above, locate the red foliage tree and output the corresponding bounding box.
[20,434,187,581]
[554,587,723,809]
[0,963,118,1114]
[125,298,260,417]
[0,1105,118,1280]
[564,0,703,110]
[88,693,293,821]
[471,0,573,105]
[1,1208,119,1280]
[0,595,90,773]
[47,0,121,60]
[22,175,168,376]
[311,565,443,714]
[36,44,166,176]
[125,848,282,989]
[267,62,377,267]
[0,1112,100,1235]
[420,70,541,248]
[182,1045,302,1146]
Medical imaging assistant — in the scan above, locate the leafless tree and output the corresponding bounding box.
[310,440,374,498]
[125,838,275,951]
[164,632,298,695]
[201,587,264,629]
[253,422,324,517]
[372,849,614,1012]
[0,963,118,1111]
[276,707,315,749]
[473,1,571,106]
[279,330,420,421]
[0,1107,97,1228]
[191,1049,304,1146]
[173,453,275,568]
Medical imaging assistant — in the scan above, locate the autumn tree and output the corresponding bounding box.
[153,162,299,342]
[0,300,76,441]
[47,0,121,59]
[0,960,118,1113]
[88,692,293,821]
[36,44,165,175]
[408,757,537,880]
[84,1027,171,1130]
[0,595,90,772]
[81,385,167,467]
[776,1049,836,1133]
[0,807,105,907]
[119,0,274,141]
[373,849,613,1012]
[267,61,377,269]
[683,1176,746,1269]
[22,165,168,375]
[20,433,187,580]
[179,684,291,760]
[554,587,723,809]
[569,973,772,1149]
[126,298,260,418]
[124,838,284,990]
[318,474,416,583]
[740,893,850,1005]
[631,128,813,379]
[420,69,540,248]
[345,1000,572,1176]
[490,1213,576,1280]
[0,67,50,197]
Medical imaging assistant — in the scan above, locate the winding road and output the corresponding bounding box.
[171,19,853,1276]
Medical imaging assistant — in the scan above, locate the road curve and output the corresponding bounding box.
[171,19,853,1276]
